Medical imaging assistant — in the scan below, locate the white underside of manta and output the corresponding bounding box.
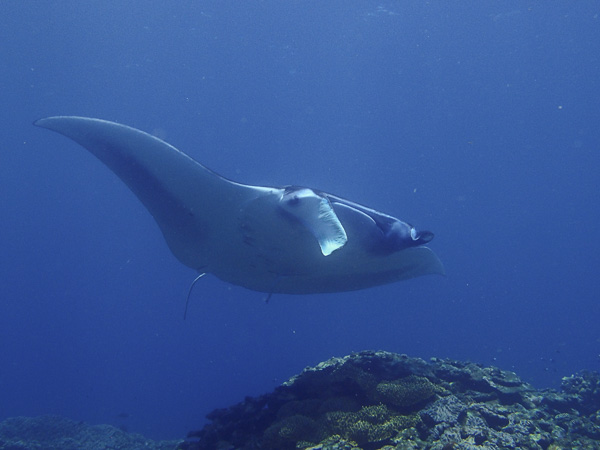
[35,117,444,294]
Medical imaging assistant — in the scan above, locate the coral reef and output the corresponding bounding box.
[180,351,600,450]
[0,415,179,450]
[2,353,599,449]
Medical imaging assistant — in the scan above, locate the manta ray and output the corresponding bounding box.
[35,117,444,297]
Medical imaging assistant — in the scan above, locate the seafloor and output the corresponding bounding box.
[2,351,599,449]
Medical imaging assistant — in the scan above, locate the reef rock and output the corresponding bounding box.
[0,415,178,450]
[180,350,600,450]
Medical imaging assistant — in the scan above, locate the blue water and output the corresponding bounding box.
[1,1,599,441]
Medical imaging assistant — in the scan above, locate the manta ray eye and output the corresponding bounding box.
[287,195,300,206]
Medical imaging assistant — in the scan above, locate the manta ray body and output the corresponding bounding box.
[35,117,444,294]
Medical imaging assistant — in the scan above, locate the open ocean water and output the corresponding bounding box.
[1,1,599,441]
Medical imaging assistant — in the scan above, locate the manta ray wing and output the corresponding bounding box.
[34,116,267,272]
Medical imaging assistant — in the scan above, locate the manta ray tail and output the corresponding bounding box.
[183,273,206,320]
